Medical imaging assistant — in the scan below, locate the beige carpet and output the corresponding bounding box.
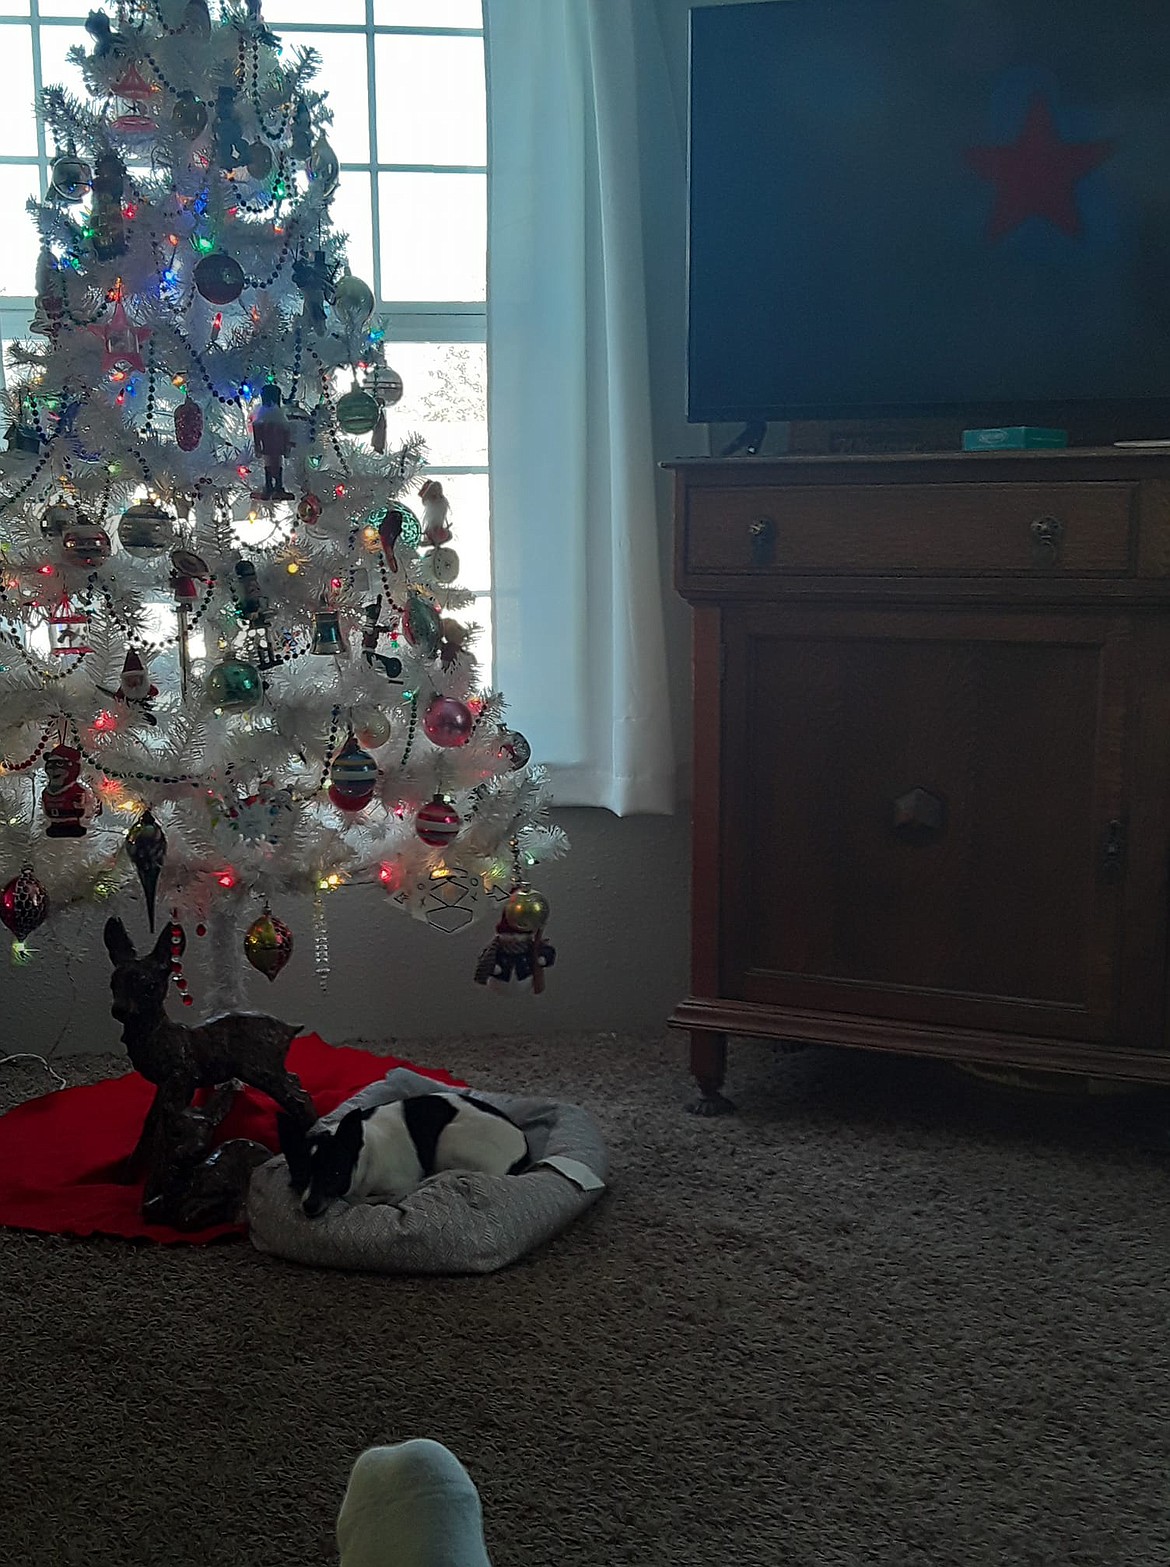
[1,1032,1168,1567]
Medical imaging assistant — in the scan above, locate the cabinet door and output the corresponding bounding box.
[720,606,1138,1042]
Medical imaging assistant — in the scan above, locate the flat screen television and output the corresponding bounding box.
[686,0,1170,439]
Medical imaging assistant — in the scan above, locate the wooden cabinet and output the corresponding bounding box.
[669,450,1170,1111]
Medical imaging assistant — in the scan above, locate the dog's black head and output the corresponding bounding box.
[277,1106,366,1219]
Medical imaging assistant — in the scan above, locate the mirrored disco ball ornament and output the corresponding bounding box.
[1,864,50,940]
[118,499,174,555]
[193,252,246,305]
[206,656,263,712]
[423,696,474,748]
[244,907,294,981]
[335,388,379,435]
[415,795,461,847]
[327,733,378,811]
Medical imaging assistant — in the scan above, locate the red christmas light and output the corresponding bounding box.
[215,870,237,889]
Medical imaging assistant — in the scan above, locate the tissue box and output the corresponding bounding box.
[961,426,1069,451]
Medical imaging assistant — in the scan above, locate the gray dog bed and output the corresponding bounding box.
[247,1067,608,1274]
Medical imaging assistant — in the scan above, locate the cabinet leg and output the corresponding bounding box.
[687,1031,735,1116]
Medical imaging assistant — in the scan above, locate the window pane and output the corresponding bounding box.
[374,0,482,26]
[265,0,365,23]
[294,32,369,163]
[378,172,484,302]
[375,34,485,167]
[38,25,94,94]
[0,166,43,296]
[0,25,35,155]
[378,341,486,468]
[330,169,374,294]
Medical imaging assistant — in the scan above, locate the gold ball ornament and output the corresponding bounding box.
[244,908,294,982]
[504,888,550,932]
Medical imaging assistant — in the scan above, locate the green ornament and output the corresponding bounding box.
[335,388,379,435]
[206,656,262,712]
[403,593,442,658]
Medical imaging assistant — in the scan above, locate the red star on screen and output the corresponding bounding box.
[964,93,1114,241]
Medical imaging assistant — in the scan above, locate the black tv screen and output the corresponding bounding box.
[687,0,1170,432]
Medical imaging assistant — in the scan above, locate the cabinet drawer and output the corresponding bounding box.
[685,482,1137,577]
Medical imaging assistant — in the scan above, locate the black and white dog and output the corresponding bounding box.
[278,1092,529,1218]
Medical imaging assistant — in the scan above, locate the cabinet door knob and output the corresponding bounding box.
[749,517,775,566]
[1030,515,1065,566]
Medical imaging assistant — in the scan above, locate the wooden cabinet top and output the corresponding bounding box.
[665,448,1170,483]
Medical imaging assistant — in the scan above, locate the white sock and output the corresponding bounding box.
[337,1440,493,1567]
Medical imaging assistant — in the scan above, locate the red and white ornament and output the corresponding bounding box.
[415,795,461,847]
[327,733,378,811]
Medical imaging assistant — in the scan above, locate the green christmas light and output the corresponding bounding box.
[192,235,215,254]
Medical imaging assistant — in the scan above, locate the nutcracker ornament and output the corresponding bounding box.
[251,384,294,501]
[292,246,334,335]
[41,742,94,837]
[473,887,556,994]
[90,149,127,261]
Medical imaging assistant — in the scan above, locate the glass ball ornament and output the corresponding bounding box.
[424,545,460,586]
[336,388,377,438]
[244,908,294,982]
[48,153,92,202]
[423,696,474,748]
[353,708,392,749]
[335,388,379,435]
[499,729,532,770]
[193,252,246,305]
[328,733,378,811]
[61,521,112,568]
[118,499,174,555]
[369,363,404,406]
[504,887,550,933]
[1,864,50,941]
[415,795,462,847]
[333,272,375,329]
[206,656,263,712]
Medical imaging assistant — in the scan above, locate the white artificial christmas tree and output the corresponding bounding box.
[0,0,563,1009]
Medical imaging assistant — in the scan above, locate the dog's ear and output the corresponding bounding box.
[333,1106,366,1159]
[277,1112,312,1192]
[103,917,136,967]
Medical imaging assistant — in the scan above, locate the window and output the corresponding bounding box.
[0,0,493,671]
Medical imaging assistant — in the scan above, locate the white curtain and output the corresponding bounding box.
[484,0,675,814]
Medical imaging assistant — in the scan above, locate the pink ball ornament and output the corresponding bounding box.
[415,796,461,847]
[422,696,474,748]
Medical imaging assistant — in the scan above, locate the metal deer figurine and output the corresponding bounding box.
[104,916,316,1227]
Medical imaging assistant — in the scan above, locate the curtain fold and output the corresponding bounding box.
[484,0,675,814]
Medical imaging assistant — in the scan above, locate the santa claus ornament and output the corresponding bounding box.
[41,743,94,837]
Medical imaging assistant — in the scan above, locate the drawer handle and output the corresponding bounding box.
[748,517,775,566]
[1030,515,1065,566]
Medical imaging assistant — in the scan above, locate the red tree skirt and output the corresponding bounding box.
[0,1034,465,1245]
